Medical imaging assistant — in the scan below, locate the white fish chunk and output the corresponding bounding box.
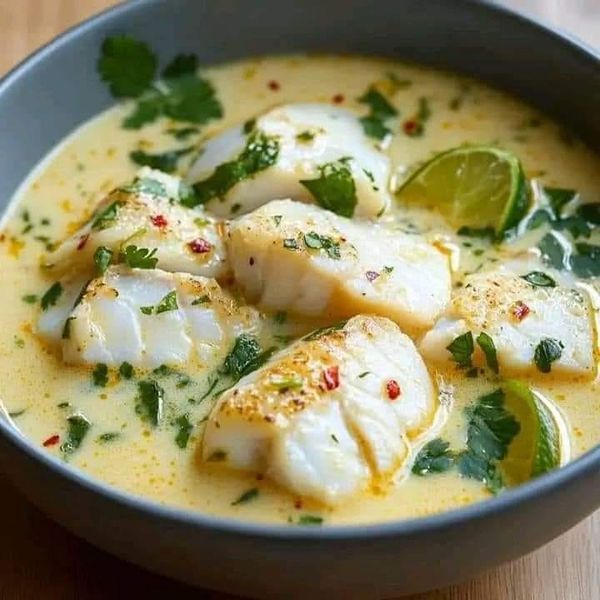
[51,266,260,369]
[202,315,437,504]
[44,168,227,279]
[227,199,451,334]
[420,271,596,379]
[187,103,392,218]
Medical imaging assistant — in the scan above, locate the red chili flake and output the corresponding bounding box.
[188,238,212,254]
[386,379,401,400]
[76,234,90,250]
[403,119,422,136]
[323,366,340,391]
[365,270,380,282]
[332,93,345,104]
[294,499,303,510]
[512,301,530,321]
[43,434,60,447]
[150,214,168,229]
[268,80,280,91]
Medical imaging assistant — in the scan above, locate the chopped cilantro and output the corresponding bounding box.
[412,438,455,475]
[300,159,357,217]
[303,231,341,259]
[577,203,600,225]
[94,245,113,274]
[22,294,38,304]
[129,146,193,173]
[534,338,563,373]
[166,126,199,140]
[120,245,159,269]
[97,432,120,443]
[571,243,600,278]
[91,200,122,230]
[61,413,92,456]
[457,389,520,493]
[521,271,556,288]
[156,290,178,314]
[92,364,108,387]
[192,295,211,305]
[476,332,499,374]
[124,177,167,197]
[162,53,198,78]
[98,35,157,98]
[231,487,259,506]
[119,362,134,380]
[297,515,323,525]
[221,334,274,380]
[358,86,397,140]
[186,132,280,207]
[61,317,75,340]
[296,130,315,142]
[538,232,568,270]
[446,331,474,368]
[136,380,164,426]
[243,118,256,134]
[174,414,193,449]
[40,282,63,311]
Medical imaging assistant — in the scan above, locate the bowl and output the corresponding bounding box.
[1,1,599,597]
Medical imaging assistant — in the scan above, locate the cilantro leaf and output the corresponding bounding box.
[521,271,556,288]
[538,232,568,270]
[231,487,259,506]
[155,290,178,314]
[60,413,91,456]
[91,200,122,231]
[94,246,113,274]
[297,515,323,525]
[357,87,397,140]
[98,36,157,98]
[162,54,198,79]
[119,362,134,380]
[166,126,199,140]
[571,243,600,278]
[122,94,164,128]
[127,177,168,197]
[120,245,159,269]
[130,146,193,173]
[220,334,273,380]
[300,159,357,217]
[543,187,577,214]
[162,74,223,124]
[412,438,455,475]
[576,203,600,225]
[136,380,164,426]
[303,231,341,259]
[41,282,63,311]
[446,331,474,368]
[174,414,193,449]
[92,363,108,387]
[534,338,563,373]
[186,132,279,207]
[476,332,499,374]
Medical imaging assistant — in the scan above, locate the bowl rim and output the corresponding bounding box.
[0,0,599,541]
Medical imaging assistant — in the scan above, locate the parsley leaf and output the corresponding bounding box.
[534,338,563,373]
[358,86,397,140]
[92,363,108,387]
[186,132,280,207]
[231,487,259,506]
[476,332,499,374]
[120,245,159,269]
[457,389,520,493]
[130,146,193,173]
[94,246,113,274]
[412,438,455,475]
[303,231,341,259]
[300,159,357,217]
[521,271,556,288]
[446,332,474,368]
[61,414,92,456]
[136,380,164,426]
[98,35,157,98]
[155,290,178,314]
[41,282,63,311]
[174,414,193,449]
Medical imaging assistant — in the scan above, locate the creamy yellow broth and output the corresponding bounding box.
[1,55,599,525]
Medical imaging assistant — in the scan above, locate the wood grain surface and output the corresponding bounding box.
[0,2,598,598]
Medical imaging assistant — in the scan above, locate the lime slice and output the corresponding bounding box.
[396,146,530,237]
[500,380,563,485]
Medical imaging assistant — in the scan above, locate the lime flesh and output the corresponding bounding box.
[396,146,530,237]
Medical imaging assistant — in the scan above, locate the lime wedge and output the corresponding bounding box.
[396,146,530,237]
[500,380,563,485]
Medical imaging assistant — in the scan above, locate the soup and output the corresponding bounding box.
[1,45,598,526]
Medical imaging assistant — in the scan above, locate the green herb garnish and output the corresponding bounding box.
[174,414,193,449]
[91,200,122,231]
[92,363,108,387]
[155,290,178,314]
[303,231,341,259]
[61,414,91,455]
[412,438,455,475]
[476,332,499,374]
[40,282,63,311]
[120,245,159,269]
[297,514,324,525]
[94,245,113,274]
[231,487,259,506]
[358,86,397,140]
[521,271,556,288]
[22,294,38,304]
[119,362,134,380]
[446,331,474,369]
[129,146,194,173]
[97,432,120,443]
[534,338,563,373]
[136,380,164,426]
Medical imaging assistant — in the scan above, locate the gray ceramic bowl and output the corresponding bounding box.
[1,1,599,597]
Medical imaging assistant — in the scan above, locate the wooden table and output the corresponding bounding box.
[0,2,598,598]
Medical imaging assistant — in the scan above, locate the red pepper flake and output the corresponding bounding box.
[332,93,345,104]
[76,234,90,250]
[365,270,380,282]
[294,498,303,510]
[150,214,168,229]
[43,434,60,447]
[386,379,401,400]
[268,80,280,91]
[403,119,422,136]
[512,301,530,321]
[323,366,340,391]
[188,238,212,254]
